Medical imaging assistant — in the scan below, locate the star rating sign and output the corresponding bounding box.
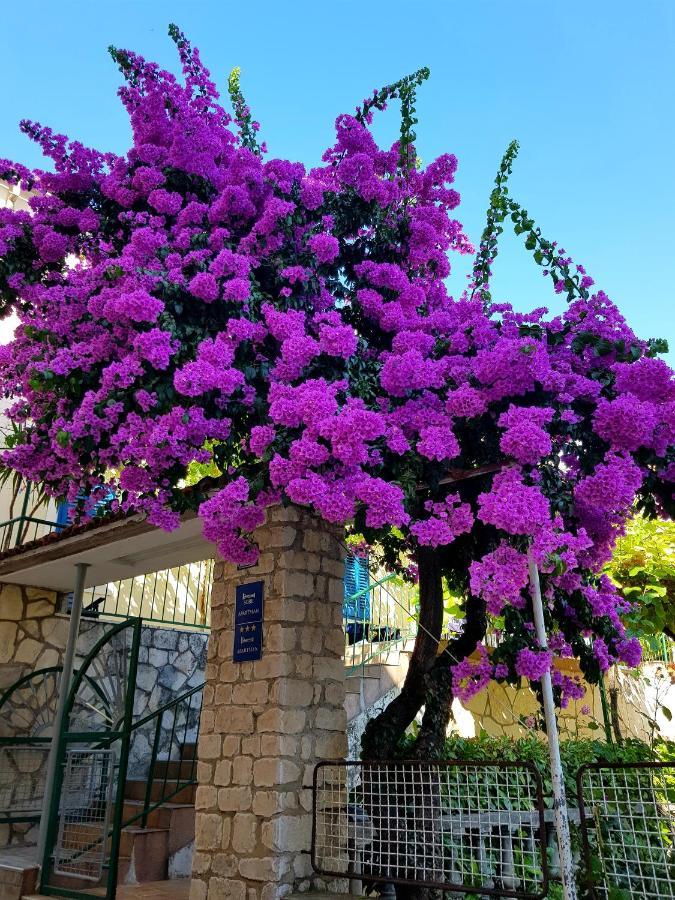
[233,582,264,662]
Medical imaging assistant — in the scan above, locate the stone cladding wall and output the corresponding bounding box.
[190,505,348,900]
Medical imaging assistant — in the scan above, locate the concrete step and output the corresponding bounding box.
[344,656,411,722]
[179,742,196,762]
[122,800,194,856]
[153,759,197,780]
[124,779,195,805]
[117,826,169,884]
[0,848,39,900]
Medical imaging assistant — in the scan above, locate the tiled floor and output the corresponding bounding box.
[118,881,191,899]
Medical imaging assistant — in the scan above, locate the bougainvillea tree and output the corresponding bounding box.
[0,27,673,766]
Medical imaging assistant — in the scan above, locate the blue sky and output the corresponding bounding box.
[2,0,674,361]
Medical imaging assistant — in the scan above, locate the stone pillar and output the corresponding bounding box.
[191,505,348,900]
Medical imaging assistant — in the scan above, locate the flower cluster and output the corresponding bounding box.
[0,26,673,704]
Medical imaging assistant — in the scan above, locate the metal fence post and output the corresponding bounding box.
[528,551,578,900]
[37,561,89,867]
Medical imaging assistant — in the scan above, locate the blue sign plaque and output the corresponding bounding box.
[234,581,264,625]
[233,621,263,662]
[233,581,264,662]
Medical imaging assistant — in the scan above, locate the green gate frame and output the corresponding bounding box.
[40,617,142,900]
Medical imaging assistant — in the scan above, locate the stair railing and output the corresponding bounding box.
[344,574,418,674]
[124,681,204,829]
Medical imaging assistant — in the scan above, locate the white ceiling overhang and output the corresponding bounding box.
[0,512,215,591]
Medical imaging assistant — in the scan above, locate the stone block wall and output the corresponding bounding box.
[0,584,208,848]
[191,505,348,900]
[0,583,63,693]
[0,582,208,767]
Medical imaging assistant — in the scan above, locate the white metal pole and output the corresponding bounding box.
[37,561,90,866]
[528,551,578,900]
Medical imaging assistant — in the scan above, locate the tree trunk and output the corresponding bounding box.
[412,596,488,759]
[609,680,624,745]
[361,546,444,760]
[359,548,444,900]
[394,598,488,900]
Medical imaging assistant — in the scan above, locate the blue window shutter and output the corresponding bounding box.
[343,556,370,620]
[56,501,72,528]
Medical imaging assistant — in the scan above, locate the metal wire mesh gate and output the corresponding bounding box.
[53,749,116,882]
[312,759,549,897]
[577,761,675,899]
[40,618,142,900]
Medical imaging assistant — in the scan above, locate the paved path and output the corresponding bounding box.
[118,882,191,899]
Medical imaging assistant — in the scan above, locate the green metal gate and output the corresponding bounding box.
[39,617,142,899]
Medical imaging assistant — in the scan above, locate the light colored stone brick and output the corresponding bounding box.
[299,627,324,654]
[222,735,242,757]
[218,786,252,812]
[195,785,218,811]
[293,654,313,679]
[193,504,346,892]
[313,658,343,681]
[260,885,294,900]
[302,530,321,553]
[260,734,298,757]
[265,625,298,653]
[315,707,347,732]
[191,850,212,875]
[232,681,268,705]
[328,578,345,607]
[214,759,232,786]
[261,814,311,852]
[232,755,253,785]
[216,706,253,734]
[0,622,18,664]
[212,852,237,877]
[315,732,348,759]
[252,790,298,817]
[198,734,222,760]
[269,678,314,707]
[322,558,344,579]
[323,629,345,657]
[238,856,290,882]
[253,758,301,787]
[268,505,299,523]
[26,599,54,618]
[215,683,233,705]
[256,708,306,734]
[14,637,41,664]
[306,603,332,627]
[195,813,223,851]
[252,654,294,680]
[231,812,258,854]
[208,876,246,899]
[219,661,240,683]
[241,734,261,757]
[324,683,345,707]
[197,762,213,784]
[222,816,232,850]
[266,526,297,548]
[0,585,23,620]
[201,709,215,735]
[283,571,315,599]
[189,878,207,900]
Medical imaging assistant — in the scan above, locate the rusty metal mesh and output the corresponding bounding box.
[312,760,548,897]
[578,762,675,899]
